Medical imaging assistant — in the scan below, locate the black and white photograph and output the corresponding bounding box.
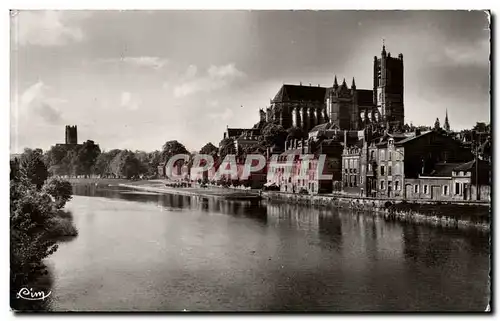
[8,9,492,312]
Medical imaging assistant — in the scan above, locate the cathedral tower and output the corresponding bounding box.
[65,125,78,145]
[373,43,404,128]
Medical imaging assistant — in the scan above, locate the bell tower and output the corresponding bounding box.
[373,41,404,129]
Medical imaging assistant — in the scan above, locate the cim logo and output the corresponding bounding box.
[16,288,51,301]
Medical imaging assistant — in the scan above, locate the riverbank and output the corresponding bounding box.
[119,182,261,201]
[263,192,490,231]
[68,178,490,231]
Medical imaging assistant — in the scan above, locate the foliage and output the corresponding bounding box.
[109,150,144,179]
[76,140,101,177]
[199,142,219,157]
[42,177,73,209]
[260,123,287,149]
[19,148,48,189]
[161,140,190,163]
[219,138,236,161]
[10,157,77,291]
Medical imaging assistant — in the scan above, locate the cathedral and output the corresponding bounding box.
[265,44,405,133]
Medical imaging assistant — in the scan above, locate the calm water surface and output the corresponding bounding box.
[40,185,489,311]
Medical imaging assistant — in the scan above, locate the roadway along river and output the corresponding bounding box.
[41,185,490,311]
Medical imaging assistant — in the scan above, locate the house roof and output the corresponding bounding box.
[428,163,463,177]
[395,131,432,145]
[226,128,258,138]
[310,122,340,132]
[453,159,490,172]
[272,84,327,103]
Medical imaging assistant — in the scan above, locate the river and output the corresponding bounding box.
[37,184,490,311]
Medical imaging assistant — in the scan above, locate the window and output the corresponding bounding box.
[380,166,385,176]
[455,182,460,195]
[345,160,348,169]
[370,151,375,160]
[368,164,372,172]
[424,185,428,194]
[414,184,419,193]
[380,180,385,190]
[443,185,449,195]
[353,175,357,187]
[389,152,392,161]
[395,180,399,190]
[380,150,385,160]
[360,174,363,185]
[388,166,392,176]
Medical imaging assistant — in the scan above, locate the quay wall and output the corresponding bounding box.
[263,192,490,231]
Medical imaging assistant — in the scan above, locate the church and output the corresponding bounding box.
[265,44,405,133]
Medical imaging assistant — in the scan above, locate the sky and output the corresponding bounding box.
[10,10,490,153]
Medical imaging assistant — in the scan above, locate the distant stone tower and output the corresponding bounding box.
[65,125,78,145]
[373,43,404,128]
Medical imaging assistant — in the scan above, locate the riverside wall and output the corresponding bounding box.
[262,192,490,231]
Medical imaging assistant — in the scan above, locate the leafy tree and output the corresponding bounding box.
[110,150,143,179]
[19,148,48,189]
[146,150,162,177]
[76,140,101,177]
[219,138,236,161]
[42,177,73,209]
[161,140,190,163]
[199,142,219,157]
[260,123,287,149]
[93,149,121,177]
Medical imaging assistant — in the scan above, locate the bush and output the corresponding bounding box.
[42,177,73,209]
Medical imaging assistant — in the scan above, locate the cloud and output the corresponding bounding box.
[173,63,246,98]
[120,91,140,110]
[98,56,168,70]
[15,81,65,125]
[208,108,233,121]
[12,10,88,47]
[429,39,490,67]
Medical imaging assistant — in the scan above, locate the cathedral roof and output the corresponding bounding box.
[272,84,327,103]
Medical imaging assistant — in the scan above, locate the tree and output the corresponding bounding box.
[19,148,48,189]
[42,177,73,209]
[219,138,236,161]
[109,150,143,179]
[161,140,189,163]
[199,142,218,157]
[146,150,162,177]
[76,140,101,177]
[260,123,288,149]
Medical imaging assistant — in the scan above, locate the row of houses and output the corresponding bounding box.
[157,128,490,202]
[265,128,490,202]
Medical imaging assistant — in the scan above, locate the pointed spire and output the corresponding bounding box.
[333,75,338,89]
[351,77,356,89]
[342,78,347,87]
[382,38,387,56]
[444,108,451,132]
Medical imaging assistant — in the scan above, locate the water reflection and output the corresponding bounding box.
[28,183,490,312]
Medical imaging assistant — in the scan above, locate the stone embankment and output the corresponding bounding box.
[263,192,490,231]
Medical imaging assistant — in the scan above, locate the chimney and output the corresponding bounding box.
[224,132,227,139]
[416,128,421,136]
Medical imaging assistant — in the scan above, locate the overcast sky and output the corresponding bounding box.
[10,10,490,153]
